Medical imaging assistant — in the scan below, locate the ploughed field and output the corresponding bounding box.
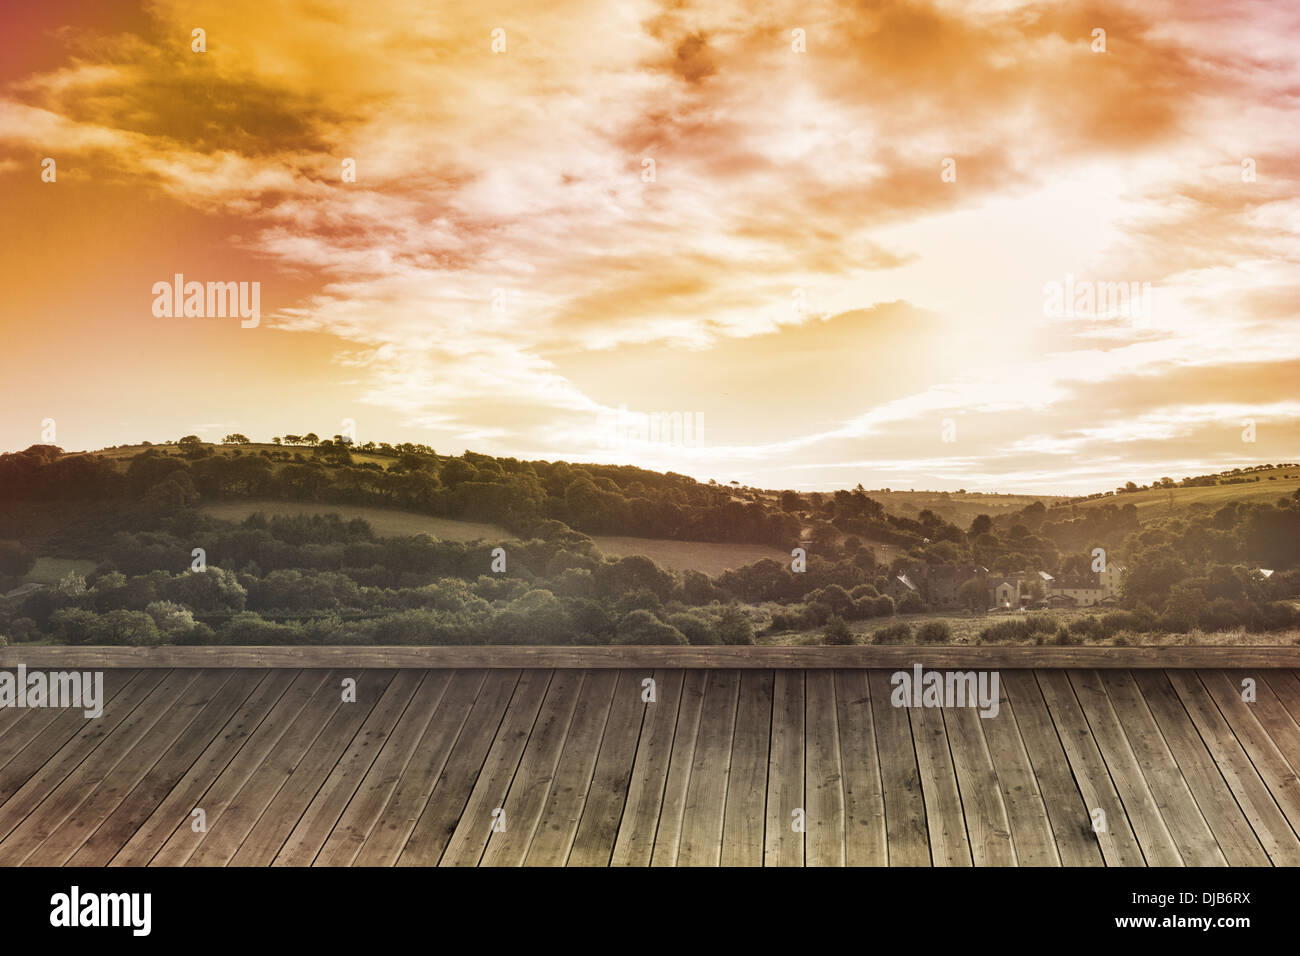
[199,500,790,577]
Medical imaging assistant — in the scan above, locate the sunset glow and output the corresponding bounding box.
[2,0,1298,493]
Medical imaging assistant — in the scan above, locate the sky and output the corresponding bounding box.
[1,0,1298,494]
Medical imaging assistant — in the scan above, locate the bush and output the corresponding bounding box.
[1068,616,1107,640]
[897,592,924,613]
[823,615,856,645]
[767,606,805,632]
[978,613,1057,644]
[716,606,755,646]
[1100,609,1150,634]
[915,620,951,644]
[804,601,833,627]
[872,622,912,644]
[667,611,719,646]
[1051,625,1079,646]
[614,609,687,645]
[50,608,100,645]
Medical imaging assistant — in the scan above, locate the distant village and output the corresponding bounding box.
[886,562,1126,612]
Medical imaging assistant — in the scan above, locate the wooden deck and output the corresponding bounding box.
[3,667,1300,866]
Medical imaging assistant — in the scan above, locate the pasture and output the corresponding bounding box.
[1066,466,1300,517]
[200,501,790,576]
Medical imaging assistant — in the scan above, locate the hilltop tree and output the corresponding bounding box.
[222,433,250,444]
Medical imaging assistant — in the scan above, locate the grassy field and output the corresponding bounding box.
[584,535,788,577]
[1065,466,1300,517]
[23,557,99,585]
[200,500,506,543]
[866,490,1067,528]
[200,500,789,576]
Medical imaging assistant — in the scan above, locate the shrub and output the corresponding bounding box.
[915,620,951,644]
[823,615,856,645]
[716,606,755,646]
[977,613,1057,644]
[1100,610,1148,634]
[872,622,912,644]
[1069,616,1107,640]
[770,605,812,632]
[668,611,719,646]
[614,609,687,645]
[50,608,99,645]
[897,592,924,613]
[1051,625,1079,646]
[804,601,833,627]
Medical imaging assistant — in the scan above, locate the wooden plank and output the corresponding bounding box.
[1165,671,1300,865]
[720,670,773,867]
[944,705,1016,865]
[968,679,1059,866]
[1082,670,1225,865]
[1262,671,1300,726]
[568,670,649,866]
[0,670,176,848]
[0,669,202,864]
[0,670,136,776]
[311,670,455,866]
[138,670,329,865]
[462,669,581,867]
[833,670,887,866]
[29,669,247,866]
[1056,670,1181,865]
[676,670,740,866]
[910,703,971,866]
[1031,671,1146,865]
[763,670,804,867]
[999,671,1105,866]
[270,670,424,865]
[805,670,845,866]
[609,669,685,867]
[379,670,522,866]
[525,670,620,865]
[7,645,1300,670]
[168,670,347,866]
[1128,670,1267,866]
[452,670,580,867]
[108,669,301,866]
[1199,671,1300,839]
[219,671,397,866]
[0,671,156,808]
[417,669,551,867]
[1237,672,1300,775]
[648,670,707,866]
[867,669,929,866]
